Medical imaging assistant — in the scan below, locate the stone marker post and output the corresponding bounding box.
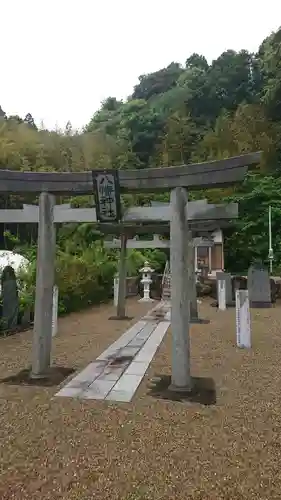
[169,188,191,391]
[218,279,226,311]
[32,192,56,377]
[216,271,233,307]
[235,289,251,348]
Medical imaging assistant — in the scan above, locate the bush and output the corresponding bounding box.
[16,240,167,318]
[56,250,117,313]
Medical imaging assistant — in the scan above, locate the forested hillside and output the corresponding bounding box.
[1,27,281,314]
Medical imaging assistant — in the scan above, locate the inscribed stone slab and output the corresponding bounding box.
[247,266,271,307]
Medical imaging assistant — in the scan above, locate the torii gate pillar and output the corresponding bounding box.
[188,242,210,324]
[169,188,192,391]
[109,233,132,320]
[31,192,56,378]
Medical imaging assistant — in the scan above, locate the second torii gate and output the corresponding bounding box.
[105,233,215,322]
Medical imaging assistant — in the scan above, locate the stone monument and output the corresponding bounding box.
[1,265,19,331]
[248,264,271,308]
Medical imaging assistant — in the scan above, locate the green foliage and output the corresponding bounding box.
[132,62,183,101]
[17,260,36,312]
[17,243,118,316]
[223,174,281,272]
[14,240,166,318]
[55,247,116,313]
[143,249,167,273]
[259,29,281,121]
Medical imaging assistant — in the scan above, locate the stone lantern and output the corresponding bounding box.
[139,261,154,302]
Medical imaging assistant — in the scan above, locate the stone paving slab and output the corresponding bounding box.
[70,361,105,383]
[98,366,127,381]
[128,336,146,348]
[105,390,134,402]
[118,346,140,358]
[96,320,147,361]
[83,379,116,400]
[125,361,151,376]
[56,386,83,398]
[112,374,144,393]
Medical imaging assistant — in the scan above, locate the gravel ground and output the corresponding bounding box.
[1,298,281,499]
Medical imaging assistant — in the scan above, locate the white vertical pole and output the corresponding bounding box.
[114,275,119,307]
[269,206,273,274]
[52,285,59,337]
[235,289,251,348]
[218,279,226,311]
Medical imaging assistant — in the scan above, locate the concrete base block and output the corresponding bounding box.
[250,301,272,308]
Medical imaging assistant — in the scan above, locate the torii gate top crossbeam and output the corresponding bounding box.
[0,152,261,194]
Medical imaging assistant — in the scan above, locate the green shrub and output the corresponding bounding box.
[15,239,167,318]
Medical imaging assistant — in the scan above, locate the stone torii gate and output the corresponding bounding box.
[103,200,237,318]
[105,233,215,322]
[103,198,211,320]
[0,151,261,389]
[104,204,237,324]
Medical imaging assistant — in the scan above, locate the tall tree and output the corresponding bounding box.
[132,62,183,100]
[259,27,281,121]
[118,99,164,167]
[158,111,198,166]
[24,113,37,130]
[195,104,277,171]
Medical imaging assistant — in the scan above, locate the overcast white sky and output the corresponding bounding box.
[1,0,280,130]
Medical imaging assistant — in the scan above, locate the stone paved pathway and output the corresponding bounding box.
[55,302,170,402]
